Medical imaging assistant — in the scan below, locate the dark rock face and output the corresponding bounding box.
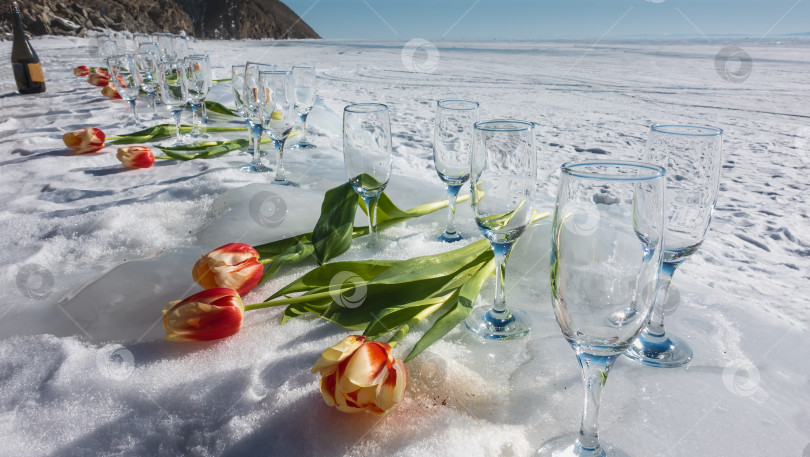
[1,0,319,39]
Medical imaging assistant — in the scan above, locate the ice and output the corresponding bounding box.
[0,36,809,456]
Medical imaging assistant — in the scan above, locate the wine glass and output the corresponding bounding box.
[133,33,152,47]
[153,33,174,61]
[183,55,211,140]
[464,120,536,339]
[97,37,118,67]
[290,65,317,150]
[239,62,277,172]
[261,70,297,185]
[134,46,161,120]
[173,35,190,60]
[433,99,479,242]
[538,160,666,457]
[342,103,393,244]
[157,60,188,147]
[231,64,254,154]
[107,54,143,127]
[623,124,723,368]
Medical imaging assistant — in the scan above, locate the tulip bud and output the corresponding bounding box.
[192,243,264,297]
[311,335,407,415]
[163,288,244,342]
[62,127,105,154]
[88,73,110,87]
[73,65,90,77]
[101,83,122,99]
[93,68,110,78]
[116,146,155,169]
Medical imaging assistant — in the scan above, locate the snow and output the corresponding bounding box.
[1,35,809,456]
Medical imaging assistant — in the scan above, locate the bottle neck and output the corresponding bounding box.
[10,5,27,42]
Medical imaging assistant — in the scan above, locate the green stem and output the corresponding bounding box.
[243,284,358,311]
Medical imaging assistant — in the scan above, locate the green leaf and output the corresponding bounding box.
[268,259,397,299]
[205,100,239,117]
[364,292,454,339]
[311,181,359,265]
[405,257,496,362]
[109,124,244,145]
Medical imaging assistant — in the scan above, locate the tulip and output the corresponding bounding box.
[163,288,245,342]
[101,83,121,99]
[311,335,407,415]
[62,126,105,154]
[73,65,89,77]
[192,243,264,296]
[93,68,109,78]
[87,73,110,87]
[116,146,155,169]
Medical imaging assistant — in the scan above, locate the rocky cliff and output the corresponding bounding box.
[1,0,320,39]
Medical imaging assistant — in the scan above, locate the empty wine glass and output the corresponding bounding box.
[153,33,174,61]
[97,37,118,67]
[231,64,255,154]
[433,99,479,242]
[133,33,151,46]
[343,103,393,244]
[261,70,296,185]
[464,120,536,339]
[157,60,188,147]
[183,55,211,140]
[538,160,666,457]
[623,124,723,368]
[239,62,276,172]
[173,35,190,60]
[290,65,317,150]
[107,54,143,127]
[134,46,161,120]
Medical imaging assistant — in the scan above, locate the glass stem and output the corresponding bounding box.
[172,110,182,143]
[643,261,678,339]
[190,103,199,135]
[575,352,618,455]
[245,118,254,148]
[252,124,263,166]
[275,136,286,182]
[444,184,461,235]
[299,112,309,141]
[128,99,141,127]
[364,196,380,244]
[492,249,508,314]
[147,92,156,116]
[201,101,209,123]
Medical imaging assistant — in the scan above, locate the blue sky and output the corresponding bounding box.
[283,0,809,40]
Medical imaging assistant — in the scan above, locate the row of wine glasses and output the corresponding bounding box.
[233,62,318,184]
[344,98,722,457]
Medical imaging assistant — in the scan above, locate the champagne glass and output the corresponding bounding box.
[183,55,211,139]
[433,99,479,242]
[538,160,666,457]
[97,37,118,67]
[464,120,536,339]
[157,60,188,147]
[107,54,143,127]
[239,62,276,172]
[290,65,317,150]
[624,124,723,368]
[134,46,161,120]
[231,64,255,154]
[153,33,174,61]
[342,103,393,244]
[173,35,190,60]
[261,70,296,185]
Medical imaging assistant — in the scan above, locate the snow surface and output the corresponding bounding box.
[0,36,809,456]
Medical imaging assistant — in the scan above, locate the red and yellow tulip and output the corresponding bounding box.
[116,146,155,169]
[311,335,407,415]
[101,83,121,99]
[73,65,90,77]
[62,127,105,154]
[162,288,245,342]
[87,72,110,87]
[192,243,264,297]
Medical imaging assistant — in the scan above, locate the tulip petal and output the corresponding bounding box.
[162,288,244,342]
[373,360,407,414]
[319,372,338,406]
[311,335,365,374]
[343,341,392,388]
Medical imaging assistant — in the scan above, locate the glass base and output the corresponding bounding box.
[438,230,463,243]
[536,434,630,457]
[623,332,693,368]
[272,177,298,187]
[465,306,531,340]
[238,163,272,173]
[290,141,317,150]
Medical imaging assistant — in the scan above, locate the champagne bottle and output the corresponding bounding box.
[9,1,45,94]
